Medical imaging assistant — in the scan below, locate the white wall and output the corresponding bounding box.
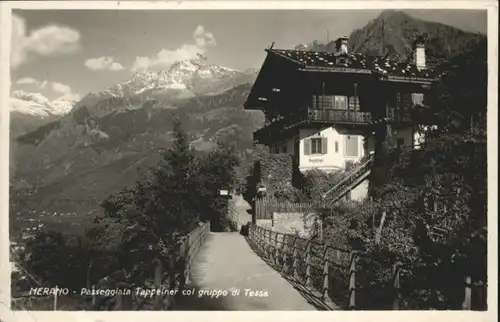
[298,127,365,173]
[265,126,370,201]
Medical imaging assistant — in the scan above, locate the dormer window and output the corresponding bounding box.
[334,37,349,55]
[337,57,348,65]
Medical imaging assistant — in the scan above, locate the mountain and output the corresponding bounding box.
[296,10,485,67]
[10,61,262,214]
[10,91,76,138]
[75,59,257,119]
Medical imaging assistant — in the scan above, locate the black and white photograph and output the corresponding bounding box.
[0,0,497,318]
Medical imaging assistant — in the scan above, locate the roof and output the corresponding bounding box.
[267,49,437,79]
[244,47,438,109]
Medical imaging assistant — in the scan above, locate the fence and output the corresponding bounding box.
[100,221,211,310]
[247,223,485,310]
[227,198,239,231]
[255,198,328,220]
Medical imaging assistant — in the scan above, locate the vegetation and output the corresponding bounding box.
[16,120,240,307]
[243,151,306,204]
[315,37,488,310]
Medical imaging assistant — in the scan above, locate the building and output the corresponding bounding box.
[244,36,436,202]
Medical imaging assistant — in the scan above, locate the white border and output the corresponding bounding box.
[0,1,497,322]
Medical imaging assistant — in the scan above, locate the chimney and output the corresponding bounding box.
[335,37,349,55]
[413,35,426,71]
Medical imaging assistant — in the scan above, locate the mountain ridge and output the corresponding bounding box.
[10,91,77,138]
[10,82,263,213]
[295,10,485,68]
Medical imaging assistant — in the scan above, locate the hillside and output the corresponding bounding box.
[11,82,263,214]
[297,10,485,67]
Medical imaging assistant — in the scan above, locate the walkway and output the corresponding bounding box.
[174,196,318,310]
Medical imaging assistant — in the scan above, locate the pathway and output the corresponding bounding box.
[174,196,318,310]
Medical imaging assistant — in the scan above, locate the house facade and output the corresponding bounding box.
[269,127,366,173]
[244,36,435,202]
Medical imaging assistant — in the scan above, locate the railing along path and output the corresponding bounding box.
[248,223,359,309]
[249,223,484,310]
[247,223,482,310]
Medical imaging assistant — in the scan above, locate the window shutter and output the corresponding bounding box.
[402,93,412,109]
[396,92,401,109]
[322,137,328,154]
[304,139,311,155]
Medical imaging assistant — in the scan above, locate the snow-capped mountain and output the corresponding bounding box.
[79,58,256,105]
[71,59,257,120]
[10,90,75,117]
[10,91,77,138]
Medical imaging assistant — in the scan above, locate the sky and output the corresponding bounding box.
[10,9,487,101]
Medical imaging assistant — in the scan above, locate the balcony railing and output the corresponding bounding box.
[387,108,412,123]
[254,107,414,144]
[308,108,372,124]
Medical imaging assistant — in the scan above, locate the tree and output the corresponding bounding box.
[415,37,487,136]
[93,119,242,282]
[322,38,488,309]
[195,140,240,231]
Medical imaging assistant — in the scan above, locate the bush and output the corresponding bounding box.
[322,136,487,309]
[301,169,339,201]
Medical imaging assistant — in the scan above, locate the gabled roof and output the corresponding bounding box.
[268,49,437,79]
[244,47,439,110]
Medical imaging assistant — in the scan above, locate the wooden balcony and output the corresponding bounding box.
[307,108,372,124]
[253,108,413,144]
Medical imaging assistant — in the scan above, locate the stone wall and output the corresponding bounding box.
[257,212,322,239]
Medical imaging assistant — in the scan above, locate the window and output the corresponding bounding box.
[397,138,405,148]
[304,137,328,155]
[335,141,339,153]
[335,96,348,110]
[311,138,323,154]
